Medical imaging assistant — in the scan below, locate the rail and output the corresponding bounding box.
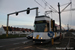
[64,36,70,50]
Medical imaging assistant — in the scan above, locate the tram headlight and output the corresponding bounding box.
[33,37,35,39]
[41,42,43,43]
[33,41,35,43]
[40,37,42,39]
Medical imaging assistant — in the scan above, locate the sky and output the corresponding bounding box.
[0,0,75,29]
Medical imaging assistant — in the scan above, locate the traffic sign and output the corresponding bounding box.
[48,31,54,37]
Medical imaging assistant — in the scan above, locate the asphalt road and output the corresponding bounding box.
[0,37,32,50]
[0,32,75,50]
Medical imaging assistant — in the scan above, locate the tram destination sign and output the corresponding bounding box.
[35,20,48,24]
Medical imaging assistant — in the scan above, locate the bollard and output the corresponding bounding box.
[51,38,54,45]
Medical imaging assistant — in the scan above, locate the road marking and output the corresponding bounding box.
[22,40,32,44]
[13,40,32,45]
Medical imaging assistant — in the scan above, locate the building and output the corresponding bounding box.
[55,24,65,31]
[0,25,34,35]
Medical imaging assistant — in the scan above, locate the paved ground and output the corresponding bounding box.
[0,32,75,50]
[0,37,27,46]
[6,38,70,50]
[0,37,32,50]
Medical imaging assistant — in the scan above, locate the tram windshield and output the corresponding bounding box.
[34,23,49,32]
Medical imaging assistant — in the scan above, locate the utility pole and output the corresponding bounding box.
[58,2,62,39]
[6,15,9,37]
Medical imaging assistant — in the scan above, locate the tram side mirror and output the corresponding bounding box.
[53,20,55,32]
[53,20,55,28]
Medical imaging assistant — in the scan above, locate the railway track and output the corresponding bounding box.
[64,32,75,50]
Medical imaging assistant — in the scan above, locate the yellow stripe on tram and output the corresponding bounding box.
[55,32,56,37]
[36,35,39,39]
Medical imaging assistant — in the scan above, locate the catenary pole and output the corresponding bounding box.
[58,2,62,39]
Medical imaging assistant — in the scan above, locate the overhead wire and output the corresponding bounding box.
[42,0,58,12]
[60,2,71,7]
[34,0,45,9]
[42,0,57,13]
[42,0,57,19]
[70,0,72,29]
[67,0,72,29]
[42,0,47,9]
[42,0,52,10]
[61,2,72,12]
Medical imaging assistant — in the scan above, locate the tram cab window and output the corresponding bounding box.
[34,23,45,32]
[34,23,49,32]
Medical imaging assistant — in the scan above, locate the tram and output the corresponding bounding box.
[33,15,61,43]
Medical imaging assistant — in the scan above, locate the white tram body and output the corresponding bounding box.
[33,15,61,43]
